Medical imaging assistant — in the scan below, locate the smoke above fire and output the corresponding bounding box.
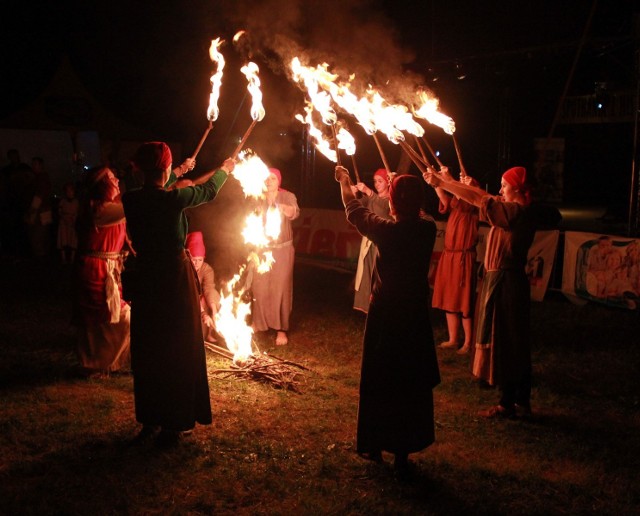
[218,0,431,105]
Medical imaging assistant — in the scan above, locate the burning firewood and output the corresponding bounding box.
[205,341,310,393]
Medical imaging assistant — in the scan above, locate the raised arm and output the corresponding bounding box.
[423,165,487,208]
[335,165,356,208]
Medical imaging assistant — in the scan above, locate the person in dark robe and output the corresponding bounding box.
[335,165,440,477]
[122,141,235,448]
[424,165,536,419]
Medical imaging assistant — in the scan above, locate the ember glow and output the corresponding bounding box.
[207,38,225,122]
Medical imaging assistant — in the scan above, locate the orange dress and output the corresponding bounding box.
[431,196,479,317]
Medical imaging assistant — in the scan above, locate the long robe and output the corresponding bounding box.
[345,199,440,455]
[75,202,130,373]
[122,170,227,431]
[431,196,479,317]
[473,196,536,389]
[251,189,300,333]
[353,193,392,313]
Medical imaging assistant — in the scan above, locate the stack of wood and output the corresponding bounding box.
[205,341,310,393]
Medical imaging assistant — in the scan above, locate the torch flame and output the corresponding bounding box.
[295,102,337,163]
[207,38,225,122]
[240,62,266,122]
[413,90,456,135]
[336,127,356,156]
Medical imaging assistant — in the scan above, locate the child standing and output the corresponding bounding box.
[57,182,79,264]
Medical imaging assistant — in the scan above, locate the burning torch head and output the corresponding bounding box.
[389,174,423,219]
[132,142,172,176]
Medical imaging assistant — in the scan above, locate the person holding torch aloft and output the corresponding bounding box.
[430,165,479,354]
[335,165,440,478]
[423,165,536,419]
[123,142,235,448]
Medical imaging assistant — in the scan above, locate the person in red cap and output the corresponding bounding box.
[185,231,221,343]
[335,165,440,479]
[122,141,235,448]
[351,168,393,313]
[251,167,299,346]
[424,165,536,419]
[430,166,480,354]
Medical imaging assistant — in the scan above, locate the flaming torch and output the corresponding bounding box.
[192,38,225,159]
[295,102,338,163]
[232,62,266,158]
[336,126,360,182]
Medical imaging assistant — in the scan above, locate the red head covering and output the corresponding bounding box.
[502,166,531,204]
[268,167,282,186]
[132,142,172,174]
[185,231,206,257]
[373,168,389,182]
[389,174,423,217]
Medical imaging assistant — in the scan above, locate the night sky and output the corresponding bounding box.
[1,0,637,208]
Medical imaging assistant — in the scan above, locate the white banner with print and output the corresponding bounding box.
[562,231,640,310]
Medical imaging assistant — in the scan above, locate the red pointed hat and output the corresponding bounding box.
[269,168,282,186]
[373,168,389,181]
[502,167,527,189]
[185,231,206,257]
[132,142,172,173]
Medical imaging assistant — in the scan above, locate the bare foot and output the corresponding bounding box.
[457,345,470,354]
[439,341,457,349]
[275,331,288,346]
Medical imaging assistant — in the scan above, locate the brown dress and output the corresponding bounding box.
[431,196,479,317]
[473,196,536,398]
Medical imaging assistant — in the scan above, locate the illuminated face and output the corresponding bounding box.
[265,172,279,192]
[373,175,389,195]
[105,169,120,201]
[499,179,518,203]
[191,256,204,272]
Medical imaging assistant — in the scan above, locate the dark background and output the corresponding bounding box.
[1,0,637,211]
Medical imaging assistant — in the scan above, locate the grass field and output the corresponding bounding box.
[1,257,638,515]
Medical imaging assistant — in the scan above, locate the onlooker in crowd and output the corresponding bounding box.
[251,168,300,346]
[431,167,479,354]
[57,182,79,264]
[351,168,392,313]
[0,149,33,259]
[424,165,536,419]
[335,166,440,478]
[74,166,130,378]
[25,157,53,259]
[122,141,234,448]
[186,231,221,343]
